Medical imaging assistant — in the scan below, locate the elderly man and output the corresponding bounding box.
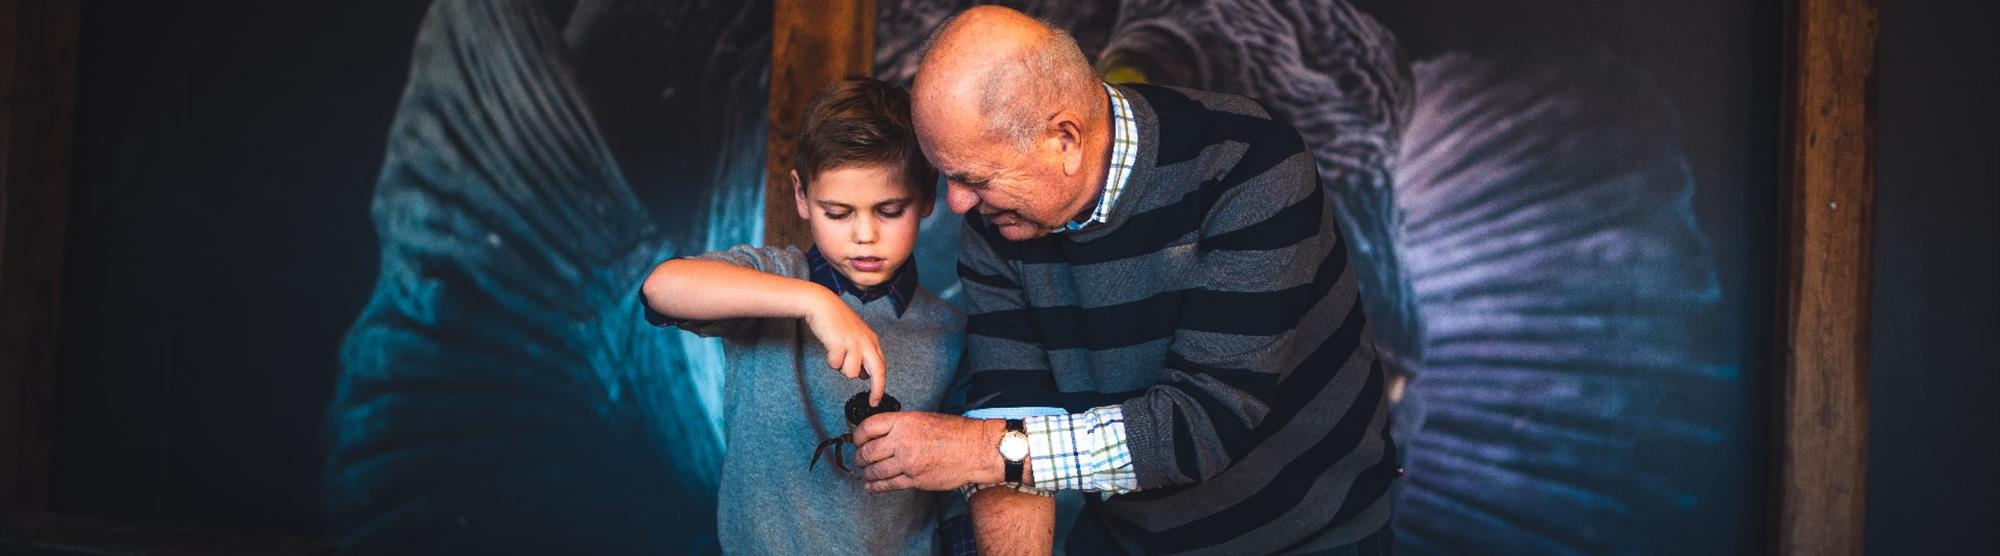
[851,6,1397,554]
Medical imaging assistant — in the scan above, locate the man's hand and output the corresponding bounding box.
[801,292,888,406]
[852,412,1004,492]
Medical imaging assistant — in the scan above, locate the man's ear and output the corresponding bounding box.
[1056,113,1086,177]
[792,170,811,220]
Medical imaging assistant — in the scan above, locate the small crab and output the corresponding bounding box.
[811,391,902,474]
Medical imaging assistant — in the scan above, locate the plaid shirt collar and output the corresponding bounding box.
[805,247,919,318]
[1057,83,1138,234]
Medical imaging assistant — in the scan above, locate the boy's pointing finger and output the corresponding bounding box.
[866,351,887,406]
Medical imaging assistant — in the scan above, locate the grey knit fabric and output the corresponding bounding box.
[674,244,966,555]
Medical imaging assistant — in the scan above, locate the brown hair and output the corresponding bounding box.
[793,77,938,204]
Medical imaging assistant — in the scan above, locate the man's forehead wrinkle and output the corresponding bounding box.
[931,131,995,173]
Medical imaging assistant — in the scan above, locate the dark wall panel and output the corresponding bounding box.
[1867,1,2000,552]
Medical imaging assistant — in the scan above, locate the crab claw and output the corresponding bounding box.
[810,434,855,473]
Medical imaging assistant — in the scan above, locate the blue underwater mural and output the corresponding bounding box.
[329,0,1760,553]
[324,1,766,551]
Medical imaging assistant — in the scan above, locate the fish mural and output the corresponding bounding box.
[324,1,766,552]
[329,0,1750,553]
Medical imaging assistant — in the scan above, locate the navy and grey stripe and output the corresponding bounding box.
[957,83,1395,553]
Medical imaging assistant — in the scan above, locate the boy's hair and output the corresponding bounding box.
[794,77,939,204]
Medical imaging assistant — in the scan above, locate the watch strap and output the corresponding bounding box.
[1003,419,1026,484]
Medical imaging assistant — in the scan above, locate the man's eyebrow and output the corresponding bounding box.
[947,171,986,184]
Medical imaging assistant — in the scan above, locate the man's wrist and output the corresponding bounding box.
[968,418,1036,487]
[979,418,1008,484]
[959,416,1050,498]
[1002,419,1028,485]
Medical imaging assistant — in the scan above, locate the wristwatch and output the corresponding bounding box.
[998,419,1029,484]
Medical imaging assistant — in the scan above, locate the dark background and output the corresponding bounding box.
[50,0,429,536]
[1866,0,2000,552]
[37,0,1998,551]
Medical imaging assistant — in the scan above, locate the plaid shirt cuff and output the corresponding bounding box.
[1023,406,1138,494]
[962,481,1055,499]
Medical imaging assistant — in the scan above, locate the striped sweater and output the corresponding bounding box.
[956,83,1397,554]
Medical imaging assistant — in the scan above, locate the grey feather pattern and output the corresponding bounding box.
[1389,50,1731,554]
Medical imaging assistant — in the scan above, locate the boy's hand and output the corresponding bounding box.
[802,293,889,406]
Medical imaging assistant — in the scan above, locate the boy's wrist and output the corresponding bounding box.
[794,279,840,320]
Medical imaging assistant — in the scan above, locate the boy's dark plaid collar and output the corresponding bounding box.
[805,247,918,318]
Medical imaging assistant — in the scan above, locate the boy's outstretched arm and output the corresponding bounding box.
[641,258,889,404]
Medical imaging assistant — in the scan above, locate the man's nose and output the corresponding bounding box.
[945,183,979,215]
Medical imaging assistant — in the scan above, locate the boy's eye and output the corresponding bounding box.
[878,207,906,218]
[823,210,850,219]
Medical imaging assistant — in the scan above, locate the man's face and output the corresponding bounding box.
[794,165,931,288]
[918,118,1084,242]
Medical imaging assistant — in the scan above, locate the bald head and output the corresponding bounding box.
[908,7,1110,241]
[912,6,1101,151]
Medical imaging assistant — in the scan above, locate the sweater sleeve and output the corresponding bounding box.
[1118,131,1372,489]
[954,216,1068,412]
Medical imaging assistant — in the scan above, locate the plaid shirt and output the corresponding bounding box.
[965,83,1142,498]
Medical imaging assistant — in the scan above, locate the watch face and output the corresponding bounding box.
[999,431,1030,461]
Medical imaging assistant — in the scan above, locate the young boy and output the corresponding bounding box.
[638,77,965,555]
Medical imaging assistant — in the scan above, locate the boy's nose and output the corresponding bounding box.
[853,216,878,244]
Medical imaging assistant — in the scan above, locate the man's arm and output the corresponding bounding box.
[969,487,1055,556]
[638,248,888,402]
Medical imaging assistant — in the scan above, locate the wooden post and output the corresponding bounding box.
[1775,0,1877,553]
[765,0,877,249]
[0,0,80,512]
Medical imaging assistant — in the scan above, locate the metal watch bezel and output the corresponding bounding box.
[998,430,1030,462]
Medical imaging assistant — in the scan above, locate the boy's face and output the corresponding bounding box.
[793,164,932,289]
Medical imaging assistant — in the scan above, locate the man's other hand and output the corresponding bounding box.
[852,412,1005,492]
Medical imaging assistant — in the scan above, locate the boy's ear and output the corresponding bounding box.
[792,170,810,220]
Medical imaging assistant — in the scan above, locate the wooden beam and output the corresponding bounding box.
[765,0,876,249]
[1775,0,1877,553]
[0,0,80,512]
